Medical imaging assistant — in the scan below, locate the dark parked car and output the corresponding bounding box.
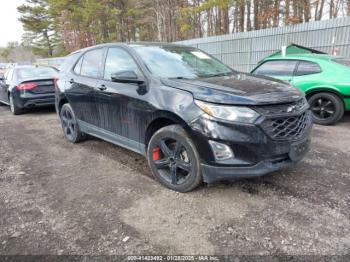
[0,65,58,115]
[55,43,312,192]
[0,63,7,76]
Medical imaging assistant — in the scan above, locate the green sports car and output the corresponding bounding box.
[251,54,350,125]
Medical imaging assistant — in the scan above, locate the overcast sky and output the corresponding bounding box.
[0,0,25,47]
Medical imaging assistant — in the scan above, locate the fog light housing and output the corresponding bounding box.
[209,140,234,161]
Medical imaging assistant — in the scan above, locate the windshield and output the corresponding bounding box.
[133,45,233,79]
[16,67,58,79]
[333,58,350,68]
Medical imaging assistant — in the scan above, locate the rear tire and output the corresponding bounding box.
[9,94,24,115]
[308,92,344,125]
[60,103,86,143]
[147,125,202,192]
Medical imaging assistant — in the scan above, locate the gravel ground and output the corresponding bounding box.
[0,105,349,256]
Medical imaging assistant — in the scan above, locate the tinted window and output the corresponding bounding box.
[74,56,83,75]
[333,58,350,67]
[104,48,139,80]
[16,67,57,79]
[59,52,81,72]
[134,46,232,78]
[295,61,321,76]
[80,49,104,78]
[253,60,298,77]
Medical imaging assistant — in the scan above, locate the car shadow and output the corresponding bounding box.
[72,112,350,194]
[82,133,309,194]
[340,111,350,122]
[25,106,56,115]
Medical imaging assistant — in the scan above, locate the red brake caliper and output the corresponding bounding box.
[152,147,161,161]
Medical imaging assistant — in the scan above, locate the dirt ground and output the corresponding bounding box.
[0,105,349,256]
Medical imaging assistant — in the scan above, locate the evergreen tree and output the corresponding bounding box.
[18,0,56,57]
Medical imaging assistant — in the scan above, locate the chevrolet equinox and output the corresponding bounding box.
[55,43,312,192]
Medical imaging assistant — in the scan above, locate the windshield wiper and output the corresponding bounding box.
[169,76,195,80]
[200,72,233,78]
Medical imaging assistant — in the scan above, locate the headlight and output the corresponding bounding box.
[195,100,260,123]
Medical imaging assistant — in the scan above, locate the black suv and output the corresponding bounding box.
[55,43,312,192]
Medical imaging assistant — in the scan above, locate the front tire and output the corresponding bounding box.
[147,125,202,193]
[308,92,344,125]
[9,94,24,115]
[60,103,85,143]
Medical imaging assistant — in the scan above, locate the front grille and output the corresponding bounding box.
[260,111,312,141]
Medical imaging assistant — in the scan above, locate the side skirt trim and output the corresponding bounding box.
[77,120,146,156]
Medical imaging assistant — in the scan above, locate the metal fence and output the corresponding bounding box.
[177,16,350,72]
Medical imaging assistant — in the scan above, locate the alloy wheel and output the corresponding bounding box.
[310,97,335,120]
[152,138,192,185]
[61,107,76,140]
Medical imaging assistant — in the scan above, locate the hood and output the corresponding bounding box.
[161,73,303,105]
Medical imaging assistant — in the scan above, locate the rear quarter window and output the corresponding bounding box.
[295,61,321,76]
[333,58,350,67]
[59,52,81,73]
[253,60,298,77]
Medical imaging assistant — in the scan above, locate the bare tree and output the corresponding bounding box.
[273,0,280,27]
[315,0,326,20]
[246,0,252,31]
[253,0,260,30]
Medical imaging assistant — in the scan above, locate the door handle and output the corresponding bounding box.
[98,84,107,91]
[69,79,75,84]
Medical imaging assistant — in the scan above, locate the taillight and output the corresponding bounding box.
[16,82,38,91]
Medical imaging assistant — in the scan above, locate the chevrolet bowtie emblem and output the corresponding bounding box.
[287,105,297,113]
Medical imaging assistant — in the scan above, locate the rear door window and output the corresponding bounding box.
[295,61,321,76]
[80,48,104,78]
[253,60,298,77]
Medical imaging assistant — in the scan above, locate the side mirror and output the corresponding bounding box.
[111,70,144,85]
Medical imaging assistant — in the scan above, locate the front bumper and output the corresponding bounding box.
[189,111,312,183]
[202,158,295,183]
[201,138,310,183]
